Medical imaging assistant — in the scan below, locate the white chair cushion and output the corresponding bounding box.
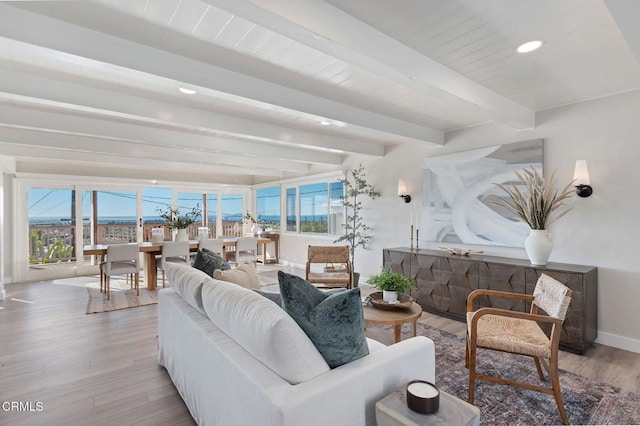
[201,279,330,384]
[164,263,210,316]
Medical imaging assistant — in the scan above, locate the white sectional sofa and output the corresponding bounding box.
[158,263,436,426]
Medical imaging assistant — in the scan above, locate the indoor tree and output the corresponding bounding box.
[334,164,380,285]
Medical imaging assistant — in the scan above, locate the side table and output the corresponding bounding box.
[376,384,480,426]
[363,302,422,343]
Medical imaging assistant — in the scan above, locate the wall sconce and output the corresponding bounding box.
[398,179,411,203]
[573,160,593,198]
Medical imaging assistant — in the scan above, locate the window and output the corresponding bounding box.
[205,193,218,237]
[300,183,328,233]
[329,181,344,235]
[222,194,243,236]
[28,188,76,267]
[177,192,204,239]
[256,186,280,230]
[96,190,137,244]
[143,187,172,241]
[286,188,297,232]
[285,179,343,235]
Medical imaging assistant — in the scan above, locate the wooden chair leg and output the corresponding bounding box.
[106,275,110,300]
[468,338,477,404]
[465,334,470,369]
[550,356,569,425]
[534,356,546,381]
[135,273,140,296]
[162,270,166,288]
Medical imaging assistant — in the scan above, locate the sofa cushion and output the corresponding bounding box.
[213,263,261,290]
[278,271,369,369]
[192,248,230,276]
[253,289,282,306]
[165,262,210,315]
[201,278,330,384]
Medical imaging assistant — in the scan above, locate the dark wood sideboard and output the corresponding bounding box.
[383,248,597,354]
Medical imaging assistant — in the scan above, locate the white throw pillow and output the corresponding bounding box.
[201,279,330,384]
[165,263,210,315]
[213,263,261,290]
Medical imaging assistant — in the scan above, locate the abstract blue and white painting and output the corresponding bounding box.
[421,139,543,247]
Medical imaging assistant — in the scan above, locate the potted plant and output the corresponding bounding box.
[243,211,262,234]
[487,166,574,265]
[157,204,202,241]
[367,269,417,303]
[334,164,380,286]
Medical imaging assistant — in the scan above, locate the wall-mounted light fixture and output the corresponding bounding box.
[398,179,411,203]
[573,160,593,198]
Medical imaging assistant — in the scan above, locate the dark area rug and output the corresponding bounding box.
[416,323,640,425]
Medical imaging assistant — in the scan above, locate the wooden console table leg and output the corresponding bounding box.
[412,321,417,337]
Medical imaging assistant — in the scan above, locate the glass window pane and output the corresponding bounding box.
[286,188,297,232]
[143,187,172,241]
[206,193,218,237]
[177,192,203,239]
[256,186,280,231]
[28,188,76,266]
[329,181,344,235]
[96,191,137,244]
[222,194,243,236]
[300,183,328,234]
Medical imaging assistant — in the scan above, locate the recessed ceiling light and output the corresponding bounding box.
[517,40,543,53]
[179,87,197,95]
[320,120,331,126]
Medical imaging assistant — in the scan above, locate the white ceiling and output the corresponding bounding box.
[0,0,639,185]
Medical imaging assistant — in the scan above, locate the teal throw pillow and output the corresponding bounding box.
[192,248,230,276]
[278,271,368,368]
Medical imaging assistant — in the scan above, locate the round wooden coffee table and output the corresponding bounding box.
[363,302,422,343]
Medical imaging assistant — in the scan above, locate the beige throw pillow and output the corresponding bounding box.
[213,263,261,290]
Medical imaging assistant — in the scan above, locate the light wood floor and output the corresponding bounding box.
[1,274,639,426]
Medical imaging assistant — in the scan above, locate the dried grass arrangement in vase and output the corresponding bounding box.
[487,166,574,265]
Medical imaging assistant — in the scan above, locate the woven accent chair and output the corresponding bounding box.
[100,243,140,300]
[305,245,352,289]
[466,273,573,425]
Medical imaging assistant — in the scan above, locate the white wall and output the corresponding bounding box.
[348,89,640,353]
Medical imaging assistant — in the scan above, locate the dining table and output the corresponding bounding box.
[83,237,271,291]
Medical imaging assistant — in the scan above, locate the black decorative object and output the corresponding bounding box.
[406,380,439,414]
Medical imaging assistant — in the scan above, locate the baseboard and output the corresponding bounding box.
[596,331,640,354]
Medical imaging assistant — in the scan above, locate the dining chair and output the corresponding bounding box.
[158,240,190,288]
[100,243,140,300]
[226,237,258,266]
[466,273,573,425]
[99,242,138,292]
[198,238,224,256]
[190,238,224,263]
[305,245,352,289]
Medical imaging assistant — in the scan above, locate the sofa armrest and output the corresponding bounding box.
[276,336,436,426]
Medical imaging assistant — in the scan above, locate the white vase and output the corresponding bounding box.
[383,290,398,303]
[525,229,553,266]
[175,228,189,242]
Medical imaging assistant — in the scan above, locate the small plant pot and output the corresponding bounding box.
[382,290,398,303]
